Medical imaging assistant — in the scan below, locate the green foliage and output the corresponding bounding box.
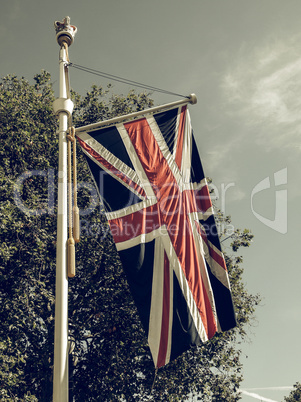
[284,383,301,401]
[0,72,260,401]
[71,85,154,128]
[0,72,56,401]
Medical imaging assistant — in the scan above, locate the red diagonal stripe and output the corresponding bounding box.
[194,185,212,214]
[77,136,146,198]
[196,221,227,271]
[208,246,227,270]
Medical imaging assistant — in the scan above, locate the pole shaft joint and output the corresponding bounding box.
[53,98,74,117]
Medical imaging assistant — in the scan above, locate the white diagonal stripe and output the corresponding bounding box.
[148,237,165,366]
[78,131,144,198]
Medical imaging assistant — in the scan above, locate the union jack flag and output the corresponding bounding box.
[77,105,236,368]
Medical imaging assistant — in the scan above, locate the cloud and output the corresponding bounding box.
[252,57,301,124]
[205,139,236,173]
[221,33,301,152]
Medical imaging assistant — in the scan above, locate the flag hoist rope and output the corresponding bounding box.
[66,127,79,277]
[62,41,80,278]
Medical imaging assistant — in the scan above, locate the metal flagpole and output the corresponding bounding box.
[52,17,77,402]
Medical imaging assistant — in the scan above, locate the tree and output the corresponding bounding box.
[0,72,260,401]
[284,383,301,401]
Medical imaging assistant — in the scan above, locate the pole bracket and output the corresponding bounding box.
[53,98,74,117]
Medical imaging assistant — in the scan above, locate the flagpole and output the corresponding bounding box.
[52,17,77,402]
[75,94,197,133]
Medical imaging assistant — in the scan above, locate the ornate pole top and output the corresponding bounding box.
[54,16,77,47]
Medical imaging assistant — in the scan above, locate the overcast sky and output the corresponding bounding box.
[1,1,301,400]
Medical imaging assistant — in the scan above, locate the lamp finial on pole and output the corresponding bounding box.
[54,16,77,47]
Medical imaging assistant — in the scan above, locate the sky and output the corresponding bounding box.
[1,0,300,400]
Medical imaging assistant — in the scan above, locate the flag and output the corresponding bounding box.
[76,105,236,368]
